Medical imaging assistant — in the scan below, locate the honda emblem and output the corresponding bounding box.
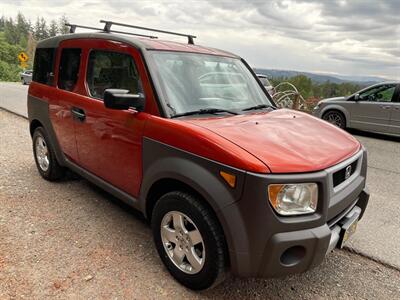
[345,165,352,180]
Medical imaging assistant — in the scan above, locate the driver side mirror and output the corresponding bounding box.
[354,94,360,101]
[104,89,145,111]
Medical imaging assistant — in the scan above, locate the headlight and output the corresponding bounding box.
[268,183,318,216]
[313,104,320,110]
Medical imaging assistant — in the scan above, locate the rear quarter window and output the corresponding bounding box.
[32,48,56,85]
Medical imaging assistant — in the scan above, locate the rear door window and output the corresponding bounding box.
[32,48,55,85]
[58,48,81,91]
[86,50,143,100]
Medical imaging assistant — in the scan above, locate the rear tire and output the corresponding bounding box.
[32,127,65,181]
[322,110,346,129]
[151,191,227,290]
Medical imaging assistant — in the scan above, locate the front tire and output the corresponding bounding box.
[322,110,346,129]
[151,191,227,290]
[32,127,65,181]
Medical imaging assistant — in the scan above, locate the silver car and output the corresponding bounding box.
[20,70,33,85]
[256,74,275,96]
[313,81,400,136]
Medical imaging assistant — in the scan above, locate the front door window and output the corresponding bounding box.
[359,84,396,102]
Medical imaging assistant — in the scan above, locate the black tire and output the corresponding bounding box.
[151,191,227,290]
[322,110,346,129]
[32,127,65,181]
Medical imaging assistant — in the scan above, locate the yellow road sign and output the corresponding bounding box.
[18,52,29,62]
[20,61,28,69]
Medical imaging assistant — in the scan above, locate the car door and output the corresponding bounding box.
[389,84,400,135]
[347,83,397,134]
[72,40,158,197]
[49,45,82,163]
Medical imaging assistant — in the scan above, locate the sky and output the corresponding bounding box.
[1,0,399,79]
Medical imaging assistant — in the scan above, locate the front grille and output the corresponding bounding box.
[332,160,358,187]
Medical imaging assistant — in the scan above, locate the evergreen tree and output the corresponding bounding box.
[33,17,49,41]
[4,17,19,45]
[0,16,5,31]
[58,15,69,35]
[49,20,58,37]
[16,12,30,47]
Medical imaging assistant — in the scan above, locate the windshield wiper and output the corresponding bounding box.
[242,104,276,111]
[171,108,239,118]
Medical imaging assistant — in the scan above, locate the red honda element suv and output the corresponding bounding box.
[28,20,369,290]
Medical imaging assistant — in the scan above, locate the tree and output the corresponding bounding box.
[0,16,5,31]
[49,20,58,37]
[4,17,19,45]
[33,17,49,41]
[58,15,69,35]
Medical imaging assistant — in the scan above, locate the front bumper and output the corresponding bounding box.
[259,189,368,277]
[217,149,369,278]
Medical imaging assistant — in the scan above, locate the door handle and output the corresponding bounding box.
[380,105,391,110]
[71,107,86,122]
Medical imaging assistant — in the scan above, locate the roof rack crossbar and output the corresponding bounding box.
[100,20,196,44]
[65,23,158,39]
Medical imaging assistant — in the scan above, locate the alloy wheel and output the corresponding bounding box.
[160,211,205,274]
[35,135,50,172]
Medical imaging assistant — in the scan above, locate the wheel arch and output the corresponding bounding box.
[321,105,350,128]
[145,177,208,222]
[143,175,233,269]
[29,119,43,136]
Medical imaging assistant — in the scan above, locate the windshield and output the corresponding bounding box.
[150,51,273,116]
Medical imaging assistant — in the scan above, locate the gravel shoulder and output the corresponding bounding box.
[1,109,399,299]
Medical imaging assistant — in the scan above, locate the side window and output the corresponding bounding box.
[58,48,81,91]
[359,84,396,102]
[86,50,143,100]
[32,48,55,85]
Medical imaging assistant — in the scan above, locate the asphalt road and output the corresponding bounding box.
[0,82,28,117]
[1,82,399,298]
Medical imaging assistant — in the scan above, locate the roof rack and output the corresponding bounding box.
[100,20,197,45]
[65,23,158,39]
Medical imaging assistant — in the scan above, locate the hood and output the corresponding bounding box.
[184,109,360,173]
[320,96,346,103]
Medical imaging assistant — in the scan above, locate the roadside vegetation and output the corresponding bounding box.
[0,13,69,81]
[269,75,364,111]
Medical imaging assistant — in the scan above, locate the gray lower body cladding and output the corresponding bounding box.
[219,149,369,277]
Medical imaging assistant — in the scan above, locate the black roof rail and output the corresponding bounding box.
[100,20,197,45]
[65,23,158,39]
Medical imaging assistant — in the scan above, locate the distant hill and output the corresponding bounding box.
[253,68,389,85]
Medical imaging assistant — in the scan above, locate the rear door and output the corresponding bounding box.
[348,83,397,134]
[389,84,400,135]
[48,45,82,163]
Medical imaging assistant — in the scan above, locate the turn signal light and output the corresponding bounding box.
[220,171,236,188]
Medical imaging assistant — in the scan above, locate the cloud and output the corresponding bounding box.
[0,0,398,78]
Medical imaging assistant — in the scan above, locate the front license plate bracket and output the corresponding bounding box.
[339,214,359,249]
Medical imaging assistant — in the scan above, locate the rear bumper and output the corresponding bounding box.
[217,149,369,278]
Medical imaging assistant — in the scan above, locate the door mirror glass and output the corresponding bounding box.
[104,89,145,111]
